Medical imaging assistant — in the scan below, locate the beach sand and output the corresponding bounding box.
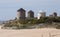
[0,26,60,37]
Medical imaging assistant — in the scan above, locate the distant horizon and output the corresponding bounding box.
[0,0,60,21]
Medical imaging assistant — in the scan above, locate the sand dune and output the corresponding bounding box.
[0,26,60,37]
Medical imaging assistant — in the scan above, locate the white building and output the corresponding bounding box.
[38,10,46,19]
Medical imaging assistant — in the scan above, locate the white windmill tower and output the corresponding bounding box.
[38,10,46,19]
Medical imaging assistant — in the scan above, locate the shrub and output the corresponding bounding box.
[56,25,60,29]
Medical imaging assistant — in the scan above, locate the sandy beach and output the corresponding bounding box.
[0,25,60,37]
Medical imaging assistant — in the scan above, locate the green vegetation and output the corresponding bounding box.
[3,17,60,29]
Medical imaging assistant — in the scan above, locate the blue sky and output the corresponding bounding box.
[0,0,60,21]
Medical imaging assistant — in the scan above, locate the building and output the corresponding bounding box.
[17,8,26,20]
[38,10,46,19]
[28,10,34,18]
[52,12,57,17]
[49,12,57,17]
